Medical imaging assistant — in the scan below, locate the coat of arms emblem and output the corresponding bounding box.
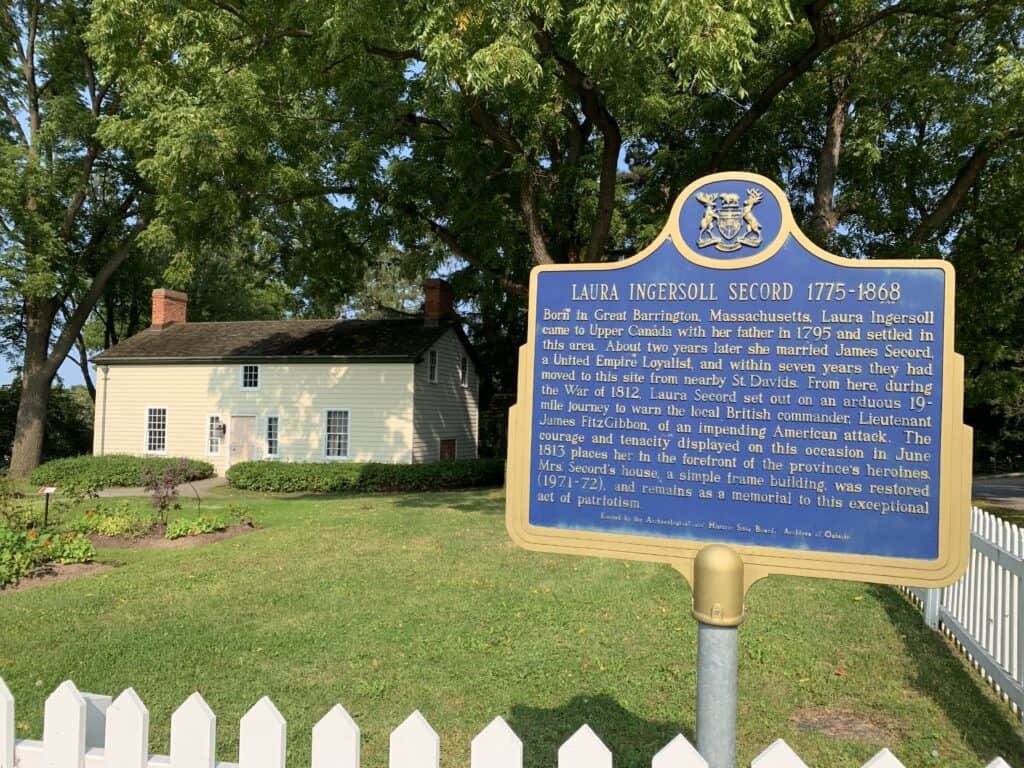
[696,189,763,252]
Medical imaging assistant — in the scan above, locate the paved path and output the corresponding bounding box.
[96,476,227,498]
[973,474,1024,512]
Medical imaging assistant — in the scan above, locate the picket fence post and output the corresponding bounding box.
[0,679,1018,768]
[43,681,86,768]
[105,689,149,768]
[312,704,359,768]
[240,697,286,768]
[389,711,438,768]
[470,717,521,768]
[0,678,13,768]
[170,693,216,768]
[558,724,611,768]
[652,734,707,768]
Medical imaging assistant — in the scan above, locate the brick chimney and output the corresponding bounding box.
[423,279,455,326]
[151,289,188,330]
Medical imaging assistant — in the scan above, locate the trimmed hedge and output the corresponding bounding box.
[30,454,215,489]
[226,458,505,494]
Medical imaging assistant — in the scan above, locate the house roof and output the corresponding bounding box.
[93,318,474,365]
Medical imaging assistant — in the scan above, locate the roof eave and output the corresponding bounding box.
[93,355,418,365]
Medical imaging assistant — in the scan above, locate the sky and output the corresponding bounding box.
[0,358,89,389]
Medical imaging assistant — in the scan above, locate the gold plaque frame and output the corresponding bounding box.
[506,172,972,593]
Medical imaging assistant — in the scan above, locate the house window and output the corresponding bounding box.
[241,364,260,389]
[440,439,456,460]
[146,408,167,454]
[459,355,469,387]
[325,410,349,458]
[428,350,438,383]
[207,415,223,455]
[266,415,280,458]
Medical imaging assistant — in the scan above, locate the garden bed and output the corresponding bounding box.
[87,521,256,550]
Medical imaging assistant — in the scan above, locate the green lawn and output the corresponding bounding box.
[1,488,1021,768]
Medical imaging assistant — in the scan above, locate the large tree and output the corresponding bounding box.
[21,0,1024,465]
[2,0,371,475]
[0,0,154,476]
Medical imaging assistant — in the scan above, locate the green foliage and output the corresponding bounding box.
[226,459,505,494]
[0,525,44,587]
[30,455,214,489]
[0,383,94,465]
[0,526,95,588]
[66,499,149,536]
[164,506,250,539]
[72,507,154,538]
[49,533,96,565]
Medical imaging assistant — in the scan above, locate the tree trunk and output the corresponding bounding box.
[809,83,850,245]
[8,299,58,477]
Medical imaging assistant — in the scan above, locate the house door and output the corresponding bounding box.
[229,416,257,465]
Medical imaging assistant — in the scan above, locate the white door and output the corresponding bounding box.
[229,416,257,465]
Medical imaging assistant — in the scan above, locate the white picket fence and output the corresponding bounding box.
[906,506,1024,714]
[0,678,1013,768]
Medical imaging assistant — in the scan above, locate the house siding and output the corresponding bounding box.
[93,362,415,474]
[412,330,479,462]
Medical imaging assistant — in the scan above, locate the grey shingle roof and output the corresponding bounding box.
[94,318,467,364]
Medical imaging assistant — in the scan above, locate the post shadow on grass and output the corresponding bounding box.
[504,694,691,768]
[868,584,1024,765]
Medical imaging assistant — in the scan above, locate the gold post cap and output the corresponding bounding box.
[692,544,745,626]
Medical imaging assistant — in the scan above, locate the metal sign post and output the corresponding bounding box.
[692,545,745,768]
[38,486,56,528]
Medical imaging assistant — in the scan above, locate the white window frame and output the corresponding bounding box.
[207,414,223,456]
[323,409,351,460]
[459,355,469,387]
[428,350,438,383]
[241,364,260,390]
[265,414,280,459]
[145,407,168,455]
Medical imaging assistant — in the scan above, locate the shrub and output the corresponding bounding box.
[0,525,44,586]
[226,458,505,494]
[67,501,156,539]
[30,455,214,489]
[49,534,96,564]
[0,526,95,587]
[165,504,253,540]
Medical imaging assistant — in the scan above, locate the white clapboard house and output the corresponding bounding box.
[91,280,479,474]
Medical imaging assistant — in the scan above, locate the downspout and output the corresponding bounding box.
[98,365,109,455]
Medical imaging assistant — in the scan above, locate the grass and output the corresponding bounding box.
[1,488,1023,768]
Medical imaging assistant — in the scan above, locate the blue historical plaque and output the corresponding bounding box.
[506,172,971,589]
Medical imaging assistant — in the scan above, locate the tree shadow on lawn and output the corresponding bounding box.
[505,694,688,768]
[391,490,505,515]
[239,488,504,515]
[869,584,1024,765]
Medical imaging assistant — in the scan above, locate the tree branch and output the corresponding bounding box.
[424,216,527,298]
[462,91,523,156]
[704,0,932,172]
[909,130,1023,245]
[0,93,27,144]
[363,43,421,61]
[62,141,100,240]
[531,17,620,262]
[47,215,150,380]
[519,163,555,266]
[809,78,850,242]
